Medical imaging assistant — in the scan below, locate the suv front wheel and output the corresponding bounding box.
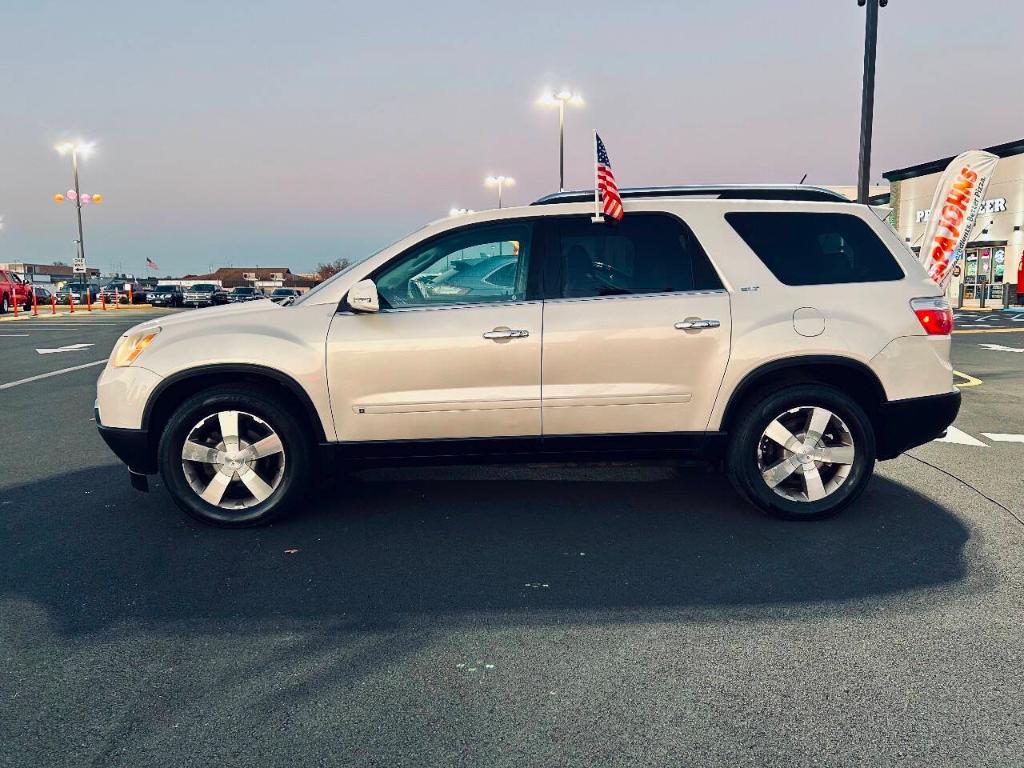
[726,384,876,520]
[158,385,313,527]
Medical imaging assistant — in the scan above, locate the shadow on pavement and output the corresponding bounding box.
[0,463,970,638]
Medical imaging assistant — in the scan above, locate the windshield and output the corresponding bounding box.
[232,287,255,294]
[271,288,293,295]
[190,284,215,292]
[154,285,176,291]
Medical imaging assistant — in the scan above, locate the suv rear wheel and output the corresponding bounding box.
[726,384,876,520]
[158,385,313,527]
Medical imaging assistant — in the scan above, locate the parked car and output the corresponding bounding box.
[146,284,185,307]
[182,283,228,307]
[269,287,301,304]
[226,286,265,303]
[26,285,55,306]
[0,269,33,313]
[410,255,519,302]
[56,282,100,304]
[96,184,959,528]
[99,281,145,304]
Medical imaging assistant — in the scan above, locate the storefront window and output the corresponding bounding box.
[994,249,1005,283]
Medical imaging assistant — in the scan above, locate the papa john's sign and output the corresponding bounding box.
[919,150,999,289]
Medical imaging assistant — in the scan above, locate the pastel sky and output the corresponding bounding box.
[2,0,1022,276]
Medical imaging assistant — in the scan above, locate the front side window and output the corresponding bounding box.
[725,212,904,286]
[375,222,533,309]
[550,213,722,299]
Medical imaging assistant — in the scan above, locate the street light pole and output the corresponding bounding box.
[558,98,566,193]
[485,175,515,208]
[538,89,583,192]
[71,147,86,265]
[857,0,884,204]
[56,141,95,291]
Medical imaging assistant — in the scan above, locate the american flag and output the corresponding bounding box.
[596,133,623,221]
[146,257,158,271]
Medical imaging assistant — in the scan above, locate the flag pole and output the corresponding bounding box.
[591,129,604,224]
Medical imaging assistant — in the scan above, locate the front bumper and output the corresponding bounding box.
[875,389,961,460]
[96,405,156,474]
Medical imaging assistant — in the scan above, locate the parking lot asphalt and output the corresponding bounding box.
[2,310,1023,767]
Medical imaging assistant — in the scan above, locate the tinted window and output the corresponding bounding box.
[375,222,532,309]
[551,213,721,299]
[726,212,903,286]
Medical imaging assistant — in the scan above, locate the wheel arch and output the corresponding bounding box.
[719,355,887,435]
[143,364,327,449]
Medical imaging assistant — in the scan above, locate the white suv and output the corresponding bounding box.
[96,186,959,527]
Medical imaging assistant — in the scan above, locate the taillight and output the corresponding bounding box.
[911,297,954,335]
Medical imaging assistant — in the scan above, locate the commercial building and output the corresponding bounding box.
[884,138,1024,305]
[0,261,100,283]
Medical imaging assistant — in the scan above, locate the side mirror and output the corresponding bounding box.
[346,279,380,313]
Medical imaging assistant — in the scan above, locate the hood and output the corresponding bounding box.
[126,297,279,335]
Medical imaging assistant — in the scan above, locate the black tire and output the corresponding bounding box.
[725,384,876,520]
[158,385,314,527]
[0,293,8,314]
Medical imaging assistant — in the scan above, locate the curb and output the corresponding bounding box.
[0,304,158,322]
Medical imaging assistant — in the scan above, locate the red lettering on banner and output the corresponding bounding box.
[941,204,964,227]
[960,166,978,183]
[946,189,970,207]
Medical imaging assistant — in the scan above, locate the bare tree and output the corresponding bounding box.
[316,258,350,280]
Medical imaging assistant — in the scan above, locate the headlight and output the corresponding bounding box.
[111,326,161,367]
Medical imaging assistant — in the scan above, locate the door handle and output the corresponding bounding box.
[674,319,721,330]
[483,327,529,340]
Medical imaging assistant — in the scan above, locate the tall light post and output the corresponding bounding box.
[55,141,95,270]
[856,0,886,204]
[485,175,515,209]
[537,89,584,191]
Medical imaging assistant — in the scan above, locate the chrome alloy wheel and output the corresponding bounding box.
[756,406,856,503]
[180,410,286,509]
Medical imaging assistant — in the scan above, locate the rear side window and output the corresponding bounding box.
[725,212,903,286]
[550,213,722,299]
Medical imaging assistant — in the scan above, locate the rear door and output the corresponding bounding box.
[540,212,732,438]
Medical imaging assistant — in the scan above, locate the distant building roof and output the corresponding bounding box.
[884,138,1024,182]
[181,266,317,289]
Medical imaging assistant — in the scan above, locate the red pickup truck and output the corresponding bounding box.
[0,270,33,313]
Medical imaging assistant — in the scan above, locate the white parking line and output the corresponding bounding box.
[981,433,1024,444]
[934,426,987,446]
[35,343,94,355]
[0,360,106,391]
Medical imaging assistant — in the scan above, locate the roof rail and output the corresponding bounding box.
[531,185,851,206]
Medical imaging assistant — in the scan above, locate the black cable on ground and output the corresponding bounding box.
[904,451,1024,529]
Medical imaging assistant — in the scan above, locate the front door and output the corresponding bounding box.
[540,213,731,438]
[326,220,543,447]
